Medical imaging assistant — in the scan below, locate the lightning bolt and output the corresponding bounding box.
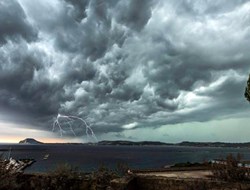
[52,113,98,142]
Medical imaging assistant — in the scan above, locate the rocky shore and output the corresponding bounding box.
[1,154,250,189]
[1,158,35,173]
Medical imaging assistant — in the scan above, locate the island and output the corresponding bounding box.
[19,138,43,145]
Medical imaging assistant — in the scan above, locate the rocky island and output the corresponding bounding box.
[19,138,43,145]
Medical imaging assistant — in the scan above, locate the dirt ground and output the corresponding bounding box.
[136,170,212,179]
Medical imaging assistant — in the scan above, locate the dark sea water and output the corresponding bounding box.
[0,144,249,173]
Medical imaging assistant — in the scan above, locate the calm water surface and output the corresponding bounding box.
[0,144,249,173]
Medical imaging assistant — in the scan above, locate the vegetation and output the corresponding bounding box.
[0,159,132,190]
[116,162,130,176]
[171,161,210,168]
[48,164,82,190]
[2,154,250,189]
[245,74,250,102]
[212,154,250,182]
[91,165,119,189]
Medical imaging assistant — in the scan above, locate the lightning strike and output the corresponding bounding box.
[52,114,98,142]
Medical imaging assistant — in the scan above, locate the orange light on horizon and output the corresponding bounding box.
[0,122,88,144]
[0,136,68,144]
[0,136,20,143]
[0,122,77,143]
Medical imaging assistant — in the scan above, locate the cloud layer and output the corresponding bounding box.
[0,0,250,140]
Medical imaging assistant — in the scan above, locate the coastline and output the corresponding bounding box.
[1,143,250,174]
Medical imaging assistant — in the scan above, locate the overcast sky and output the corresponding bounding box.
[0,0,250,143]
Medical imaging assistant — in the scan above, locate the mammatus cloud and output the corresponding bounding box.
[0,0,250,140]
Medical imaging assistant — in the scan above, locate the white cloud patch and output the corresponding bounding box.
[122,122,138,130]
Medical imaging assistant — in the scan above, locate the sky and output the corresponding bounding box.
[0,0,250,143]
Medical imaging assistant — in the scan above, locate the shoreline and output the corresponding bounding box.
[2,155,250,189]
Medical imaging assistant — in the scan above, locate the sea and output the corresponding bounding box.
[0,144,249,173]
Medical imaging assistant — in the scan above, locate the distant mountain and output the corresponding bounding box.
[97,140,172,146]
[17,139,250,148]
[19,138,43,144]
[177,141,250,148]
[97,140,250,148]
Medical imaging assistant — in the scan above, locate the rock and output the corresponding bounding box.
[5,158,35,173]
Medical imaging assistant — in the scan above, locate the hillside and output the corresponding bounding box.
[19,138,43,144]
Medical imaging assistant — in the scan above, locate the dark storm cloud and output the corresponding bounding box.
[63,0,90,22]
[0,0,250,138]
[115,0,153,31]
[0,41,65,120]
[0,0,37,44]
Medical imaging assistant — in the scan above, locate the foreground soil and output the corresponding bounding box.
[134,175,250,190]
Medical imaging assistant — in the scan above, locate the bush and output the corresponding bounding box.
[0,159,130,190]
[212,153,250,181]
[92,165,118,187]
[116,162,130,176]
[49,163,82,190]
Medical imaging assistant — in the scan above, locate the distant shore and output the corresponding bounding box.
[17,138,250,148]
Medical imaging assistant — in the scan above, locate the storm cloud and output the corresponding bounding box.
[0,0,250,140]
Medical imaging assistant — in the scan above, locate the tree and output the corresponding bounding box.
[245,74,250,102]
